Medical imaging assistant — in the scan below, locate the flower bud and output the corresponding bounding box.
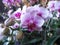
[3,27,10,36]
[14,31,23,40]
[4,17,15,27]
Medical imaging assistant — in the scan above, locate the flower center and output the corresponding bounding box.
[15,12,21,19]
[37,13,42,17]
[58,8,60,13]
[27,22,36,30]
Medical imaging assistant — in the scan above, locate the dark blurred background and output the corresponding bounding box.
[0,0,5,13]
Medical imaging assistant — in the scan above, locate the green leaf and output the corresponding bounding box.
[47,36,60,45]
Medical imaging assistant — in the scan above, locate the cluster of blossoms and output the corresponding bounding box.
[2,0,22,7]
[1,0,60,41]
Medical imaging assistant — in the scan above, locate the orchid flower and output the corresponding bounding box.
[20,6,52,31]
[2,0,22,7]
[47,1,57,12]
[11,8,21,20]
[47,1,60,17]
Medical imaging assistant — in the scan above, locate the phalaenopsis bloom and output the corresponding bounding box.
[20,6,52,31]
[11,8,21,20]
[2,0,22,7]
[47,1,57,12]
[47,1,60,17]
[2,0,14,7]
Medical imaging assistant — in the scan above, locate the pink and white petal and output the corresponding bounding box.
[2,0,7,4]
[35,17,45,27]
[55,1,60,10]
[8,9,13,17]
[47,11,53,18]
[36,7,49,19]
